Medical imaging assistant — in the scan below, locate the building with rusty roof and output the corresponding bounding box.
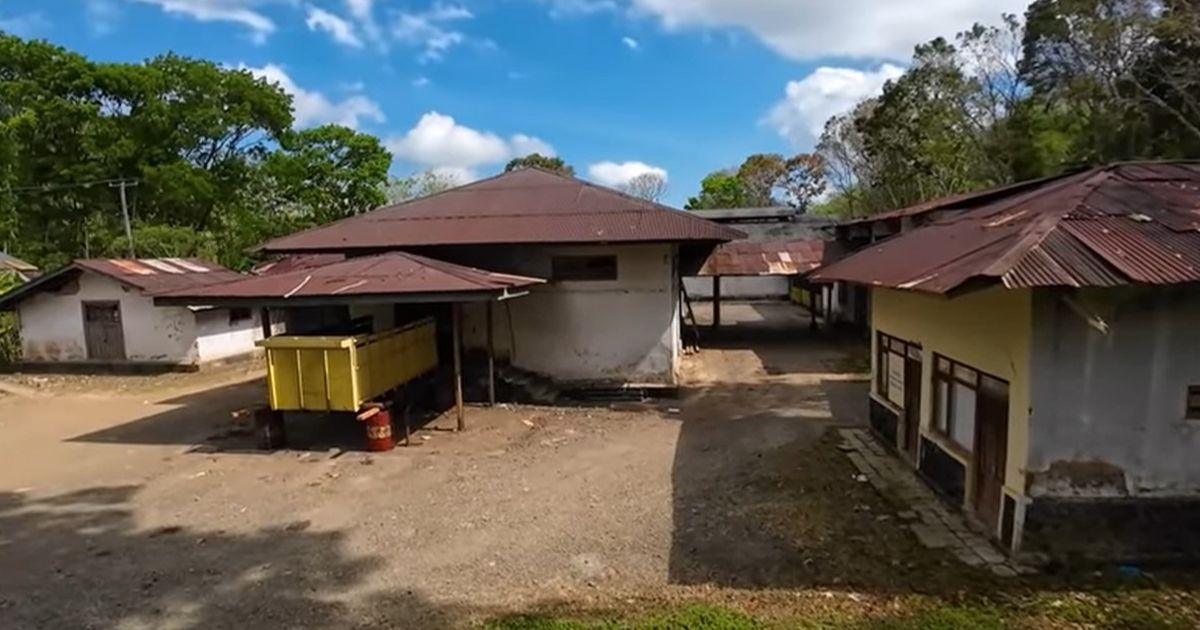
[0,252,39,283]
[161,168,742,387]
[810,161,1200,563]
[0,258,266,369]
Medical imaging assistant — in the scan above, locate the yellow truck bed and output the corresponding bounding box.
[258,318,438,412]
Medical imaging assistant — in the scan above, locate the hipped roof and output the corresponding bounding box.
[155,251,545,307]
[256,167,745,253]
[0,257,243,310]
[812,162,1200,293]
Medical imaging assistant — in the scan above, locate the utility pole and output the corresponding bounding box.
[109,179,138,258]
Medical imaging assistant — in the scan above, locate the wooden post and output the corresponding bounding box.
[260,307,272,340]
[452,302,465,431]
[712,276,721,329]
[486,300,496,406]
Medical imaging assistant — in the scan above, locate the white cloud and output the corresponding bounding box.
[587,161,668,188]
[386,112,555,181]
[622,36,639,50]
[85,0,121,35]
[392,3,475,63]
[412,76,431,88]
[0,12,50,37]
[305,5,362,48]
[131,0,277,41]
[539,0,617,16]
[766,63,905,146]
[244,64,385,129]
[607,0,1028,61]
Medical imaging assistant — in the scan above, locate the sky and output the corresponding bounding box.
[0,0,1028,206]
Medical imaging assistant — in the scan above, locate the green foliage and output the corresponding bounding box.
[685,170,748,209]
[0,272,21,364]
[0,33,391,271]
[505,153,575,176]
[484,605,758,630]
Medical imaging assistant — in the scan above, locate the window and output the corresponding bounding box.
[1187,386,1200,420]
[932,355,995,453]
[551,255,618,282]
[876,331,919,407]
[229,307,253,325]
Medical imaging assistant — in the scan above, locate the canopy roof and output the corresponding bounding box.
[812,162,1200,294]
[698,239,839,277]
[155,251,545,307]
[256,167,744,254]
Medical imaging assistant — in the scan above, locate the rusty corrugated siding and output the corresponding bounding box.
[258,168,744,253]
[812,162,1200,293]
[698,239,836,277]
[157,252,544,301]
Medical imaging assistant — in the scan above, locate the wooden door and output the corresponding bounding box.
[973,375,1010,534]
[902,353,922,463]
[83,301,126,360]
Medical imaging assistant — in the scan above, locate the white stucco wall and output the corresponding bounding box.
[193,308,265,363]
[17,272,198,363]
[459,244,680,384]
[683,275,790,300]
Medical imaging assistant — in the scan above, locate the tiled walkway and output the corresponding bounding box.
[838,428,1033,577]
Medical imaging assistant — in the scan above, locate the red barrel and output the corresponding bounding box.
[361,408,395,452]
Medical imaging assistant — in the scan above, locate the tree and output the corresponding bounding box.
[685,170,747,209]
[780,154,827,212]
[383,171,461,204]
[504,153,574,176]
[622,172,667,202]
[263,124,391,223]
[736,153,786,207]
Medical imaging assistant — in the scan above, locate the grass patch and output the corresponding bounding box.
[484,604,759,630]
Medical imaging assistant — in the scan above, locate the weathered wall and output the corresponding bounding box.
[193,308,264,363]
[682,276,790,300]
[871,286,1032,498]
[17,272,197,363]
[1028,286,1200,498]
[458,244,680,384]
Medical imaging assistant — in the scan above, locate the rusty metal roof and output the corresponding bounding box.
[155,252,545,306]
[257,168,745,253]
[251,254,346,276]
[0,257,244,310]
[812,162,1200,293]
[698,239,839,277]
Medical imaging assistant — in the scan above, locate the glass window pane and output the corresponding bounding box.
[952,383,977,452]
[936,379,950,433]
[907,345,922,360]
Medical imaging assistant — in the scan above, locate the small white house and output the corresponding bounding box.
[0,258,267,369]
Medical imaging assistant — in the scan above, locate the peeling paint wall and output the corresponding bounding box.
[458,244,680,384]
[193,308,265,363]
[16,272,198,364]
[1028,286,1200,498]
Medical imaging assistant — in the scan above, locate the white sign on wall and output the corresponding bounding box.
[887,352,906,407]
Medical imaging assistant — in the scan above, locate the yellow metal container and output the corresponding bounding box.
[258,318,438,412]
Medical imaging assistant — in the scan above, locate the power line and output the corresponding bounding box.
[3,177,140,194]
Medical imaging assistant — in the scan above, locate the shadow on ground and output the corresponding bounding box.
[0,486,475,629]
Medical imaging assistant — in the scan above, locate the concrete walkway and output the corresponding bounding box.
[838,428,1034,577]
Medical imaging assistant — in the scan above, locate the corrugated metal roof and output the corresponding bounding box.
[0,257,244,310]
[0,252,37,274]
[698,239,838,277]
[812,162,1200,293]
[257,168,745,253]
[156,252,545,303]
[251,254,346,276]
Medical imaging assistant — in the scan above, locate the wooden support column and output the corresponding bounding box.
[260,307,272,340]
[452,302,465,431]
[712,276,721,329]
[486,300,496,406]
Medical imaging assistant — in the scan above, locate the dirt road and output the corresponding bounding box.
[0,302,947,629]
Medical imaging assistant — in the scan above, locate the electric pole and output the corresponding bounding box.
[109,179,138,258]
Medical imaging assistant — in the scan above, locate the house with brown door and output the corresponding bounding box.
[812,162,1200,562]
[0,258,268,369]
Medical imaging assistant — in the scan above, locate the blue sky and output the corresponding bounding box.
[0,0,1026,206]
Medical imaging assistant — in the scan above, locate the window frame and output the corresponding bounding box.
[228,307,254,325]
[550,255,619,282]
[875,331,919,405]
[931,354,999,455]
[1186,385,1200,420]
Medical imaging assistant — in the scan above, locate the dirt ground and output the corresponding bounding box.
[1,302,1195,629]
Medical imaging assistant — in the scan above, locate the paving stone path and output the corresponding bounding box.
[838,428,1034,577]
